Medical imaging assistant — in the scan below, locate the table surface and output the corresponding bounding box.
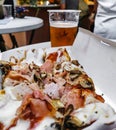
[0,16,43,34]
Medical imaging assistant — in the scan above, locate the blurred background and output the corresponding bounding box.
[2,0,94,49]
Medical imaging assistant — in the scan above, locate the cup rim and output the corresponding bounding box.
[2,4,12,7]
[48,9,81,13]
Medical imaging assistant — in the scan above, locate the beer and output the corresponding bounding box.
[50,22,78,47]
[48,10,81,47]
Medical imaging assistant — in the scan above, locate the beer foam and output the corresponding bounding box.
[50,21,77,28]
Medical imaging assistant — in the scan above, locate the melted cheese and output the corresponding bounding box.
[35,117,55,130]
[10,120,30,130]
[11,117,55,130]
[72,102,115,126]
[0,99,21,128]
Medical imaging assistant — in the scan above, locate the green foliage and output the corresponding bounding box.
[18,0,37,5]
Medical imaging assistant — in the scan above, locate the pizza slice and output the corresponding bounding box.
[0,48,115,130]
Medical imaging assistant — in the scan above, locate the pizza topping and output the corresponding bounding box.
[40,60,54,73]
[11,82,33,100]
[30,98,50,118]
[0,61,12,76]
[46,52,58,62]
[58,48,71,62]
[40,71,47,79]
[55,63,61,70]
[52,76,66,87]
[61,89,85,110]
[44,82,60,99]
[79,75,95,89]
[82,89,105,104]
[69,69,82,81]
[71,60,80,66]
[0,122,4,130]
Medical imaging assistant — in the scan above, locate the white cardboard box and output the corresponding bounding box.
[1,28,116,129]
[72,28,116,110]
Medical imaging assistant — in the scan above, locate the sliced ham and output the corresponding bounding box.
[30,98,50,118]
[59,83,72,97]
[16,91,54,121]
[40,60,54,73]
[29,83,40,91]
[61,89,85,110]
[33,90,52,104]
[16,94,32,118]
[52,77,66,87]
[44,82,60,99]
[46,52,58,62]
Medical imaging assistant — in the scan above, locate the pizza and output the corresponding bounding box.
[0,48,115,130]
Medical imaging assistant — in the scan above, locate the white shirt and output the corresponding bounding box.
[94,0,116,42]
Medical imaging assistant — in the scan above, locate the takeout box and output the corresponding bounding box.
[72,28,116,110]
[1,27,116,111]
[1,27,116,129]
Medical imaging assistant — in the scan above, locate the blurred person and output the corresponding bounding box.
[90,0,116,42]
[60,0,90,29]
[60,0,79,10]
[79,0,89,20]
[78,0,90,29]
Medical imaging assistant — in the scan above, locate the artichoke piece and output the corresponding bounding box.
[0,89,5,95]
[0,60,11,75]
[50,99,64,110]
[40,72,47,79]
[0,60,12,89]
[67,116,84,127]
[61,105,74,130]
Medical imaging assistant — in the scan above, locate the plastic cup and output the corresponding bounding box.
[48,10,81,47]
[2,5,12,18]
